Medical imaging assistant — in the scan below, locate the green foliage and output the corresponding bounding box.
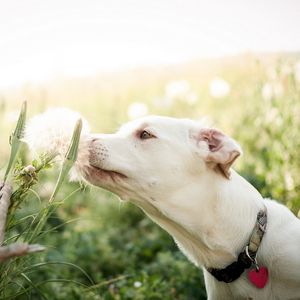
[0,54,300,299]
[4,101,27,182]
[232,59,300,212]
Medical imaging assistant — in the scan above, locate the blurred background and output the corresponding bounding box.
[1,0,300,299]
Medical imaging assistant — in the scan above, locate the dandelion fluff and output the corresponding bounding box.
[24,108,92,181]
[127,102,148,120]
[262,83,273,101]
[209,77,231,99]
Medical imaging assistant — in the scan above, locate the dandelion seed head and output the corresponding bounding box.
[262,83,273,101]
[209,77,231,98]
[127,102,149,120]
[24,108,92,181]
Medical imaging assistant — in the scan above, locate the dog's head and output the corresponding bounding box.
[84,116,242,204]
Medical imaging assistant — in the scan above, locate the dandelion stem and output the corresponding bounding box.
[49,119,82,203]
[28,119,82,243]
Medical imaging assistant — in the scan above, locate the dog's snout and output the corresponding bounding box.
[89,137,109,168]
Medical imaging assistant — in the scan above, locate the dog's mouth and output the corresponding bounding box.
[89,165,127,181]
[87,145,127,183]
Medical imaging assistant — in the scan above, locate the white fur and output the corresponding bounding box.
[83,115,300,300]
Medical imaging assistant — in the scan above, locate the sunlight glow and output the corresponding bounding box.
[0,0,299,88]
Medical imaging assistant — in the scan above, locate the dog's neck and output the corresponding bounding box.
[133,170,264,269]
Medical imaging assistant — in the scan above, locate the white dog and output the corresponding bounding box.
[81,115,300,300]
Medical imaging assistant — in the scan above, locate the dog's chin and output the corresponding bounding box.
[85,165,127,187]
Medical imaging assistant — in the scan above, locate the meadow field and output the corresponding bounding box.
[0,53,300,299]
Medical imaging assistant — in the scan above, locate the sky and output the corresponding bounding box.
[0,0,300,88]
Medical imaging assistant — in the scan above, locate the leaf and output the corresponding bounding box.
[4,101,27,182]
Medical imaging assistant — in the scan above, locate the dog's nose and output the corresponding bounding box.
[89,135,109,167]
[90,134,103,144]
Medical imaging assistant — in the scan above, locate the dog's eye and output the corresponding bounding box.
[140,130,154,140]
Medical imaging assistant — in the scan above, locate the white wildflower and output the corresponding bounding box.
[262,83,273,101]
[209,77,231,99]
[24,108,92,181]
[127,102,148,120]
[133,281,142,288]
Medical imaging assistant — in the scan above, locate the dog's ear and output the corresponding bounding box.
[192,128,242,179]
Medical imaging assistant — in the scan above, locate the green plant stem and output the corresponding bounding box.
[29,119,82,242]
[49,119,82,203]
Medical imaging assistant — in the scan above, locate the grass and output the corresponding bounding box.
[0,53,299,299]
[0,110,87,299]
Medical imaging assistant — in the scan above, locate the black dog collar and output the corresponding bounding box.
[207,207,267,283]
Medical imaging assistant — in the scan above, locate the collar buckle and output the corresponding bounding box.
[245,246,259,271]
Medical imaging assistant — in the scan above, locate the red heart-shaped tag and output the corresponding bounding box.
[248,267,269,289]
